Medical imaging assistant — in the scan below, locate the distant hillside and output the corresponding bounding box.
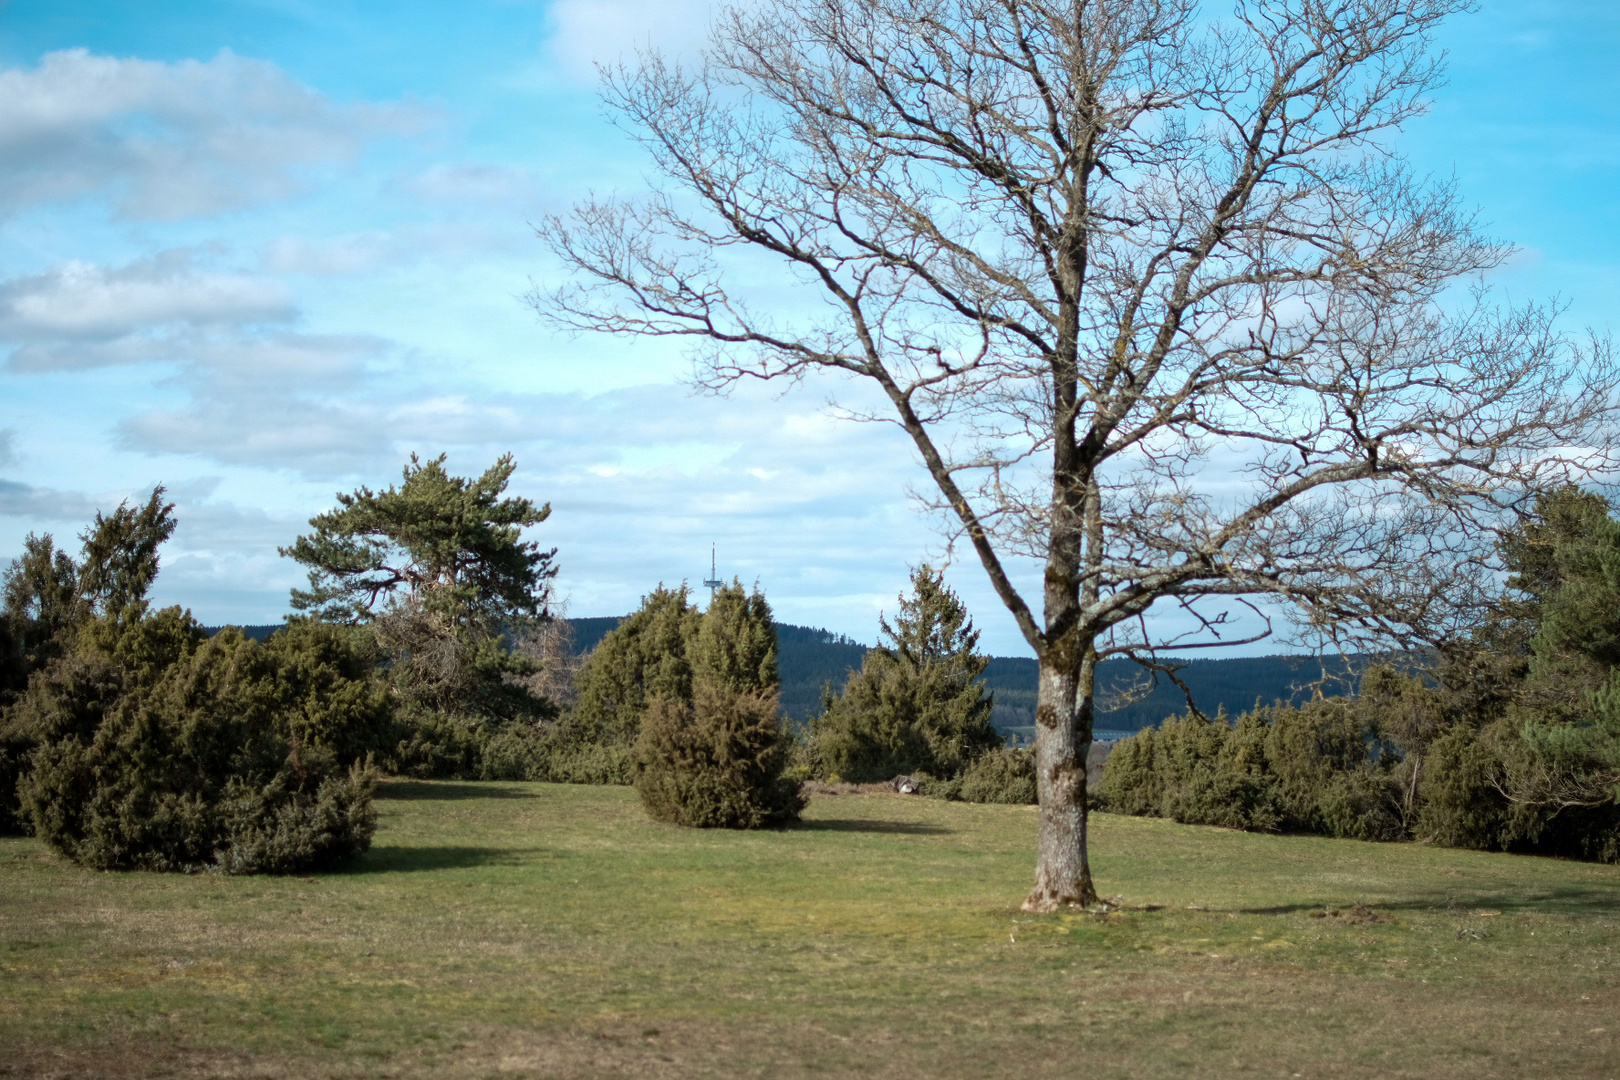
[562,617,1359,736]
[982,653,1361,740]
[206,618,1357,737]
[203,625,281,642]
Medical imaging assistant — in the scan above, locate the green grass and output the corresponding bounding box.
[2,782,1617,1078]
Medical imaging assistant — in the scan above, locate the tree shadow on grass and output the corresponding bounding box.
[795,819,953,835]
[377,780,539,801]
[1233,884,1620,918]
[338,846,558,874]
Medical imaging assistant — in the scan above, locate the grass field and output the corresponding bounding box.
[2,782,1617,1079]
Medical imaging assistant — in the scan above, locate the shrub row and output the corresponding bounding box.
[1095,706,1405,841]
[1095,702,1620,861]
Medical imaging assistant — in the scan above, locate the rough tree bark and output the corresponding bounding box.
[534,0,1618,911]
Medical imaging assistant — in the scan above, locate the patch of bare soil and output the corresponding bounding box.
[1307,903,1391,925]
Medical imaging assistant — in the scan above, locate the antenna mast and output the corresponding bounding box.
[702,543,724,598]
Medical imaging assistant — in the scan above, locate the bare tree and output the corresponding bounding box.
[535,0,1617,909]
[516,603,582,711]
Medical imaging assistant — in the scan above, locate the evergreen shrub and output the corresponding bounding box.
[923,747,1037,804]
[807,566,1001,782]
[475,723,634,784]
[1095,701,1403,839]
[0,731,29,835]
[384,707,488,779]
[524,738,634,785]
[16,617,377,873]
[633,680,804,828]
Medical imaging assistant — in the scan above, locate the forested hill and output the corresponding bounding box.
[980,653,1360,739]
[562,617,1358,735]
[209,620,1358,736]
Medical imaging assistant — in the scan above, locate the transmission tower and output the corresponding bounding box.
[702,543,724,598]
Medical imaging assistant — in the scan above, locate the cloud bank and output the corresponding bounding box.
[0,48,421,220]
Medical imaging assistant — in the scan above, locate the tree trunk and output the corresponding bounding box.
[1023,649,1100,911]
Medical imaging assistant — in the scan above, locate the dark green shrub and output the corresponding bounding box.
[474,721,633,784]
[690,583,779,693]
[1093,729,1160,816]
[384,707,488,779]
[925,747,1037,804]
[214,765,376,874]
[1149,713,1230,811]
[477,725,544,781]
[1167,712,1285,831]
[522,736,634,785]
[259,620,393,768]
[572,586,700,745]
[1414,716,1620,861]
[0,731,31,835]
[634,680,804,828]
[1315,770,1405,841]
[1537,804,1620,864]
[557,580,779,784]
[15,617,377,874]
[1416,719,1537,851]
[1096,701,1400,838]
[383,710,639,785]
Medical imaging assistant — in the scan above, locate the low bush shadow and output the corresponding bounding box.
[377,780,538,801]
[338,846,556,874]
[796,819,953,835]
[1232,884,1620,918]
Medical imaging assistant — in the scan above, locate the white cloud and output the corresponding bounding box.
[0,428,15,469]
[400,163,544,208]
[260,223,530,276]
[544,0,718,80]
[261,233,406,277]
[0,48,422,220]
[120,393,393,476]
[0,252,293,370]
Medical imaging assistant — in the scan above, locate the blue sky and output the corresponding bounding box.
[0,0,1616,656]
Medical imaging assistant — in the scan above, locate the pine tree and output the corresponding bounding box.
[1501,487,1620,822]
[280,454,556,722]
[809,566,1001,782]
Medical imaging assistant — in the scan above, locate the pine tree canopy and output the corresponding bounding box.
[280,453,555,629]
